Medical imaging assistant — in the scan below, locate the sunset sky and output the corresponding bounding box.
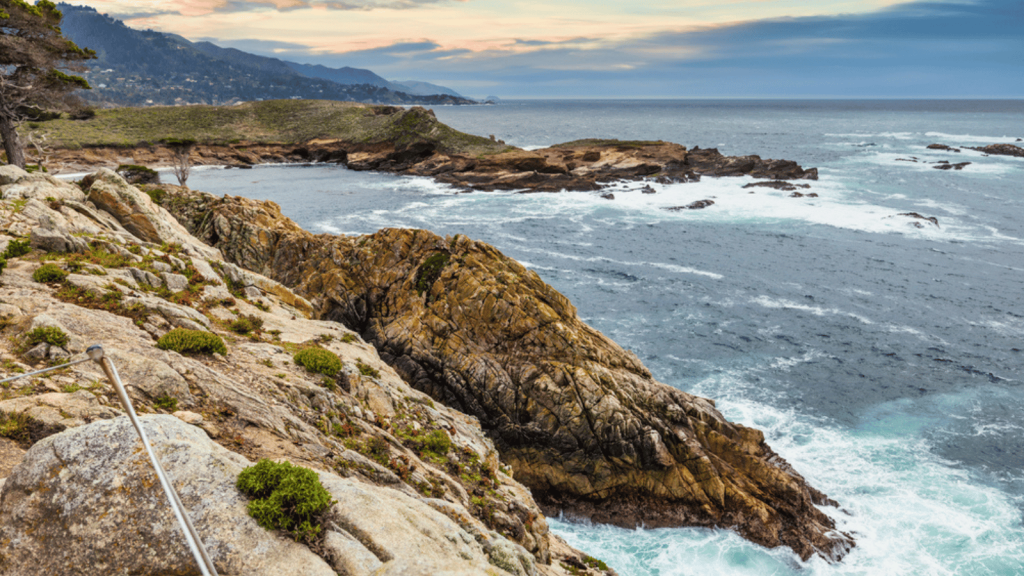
[61,0,1023,98]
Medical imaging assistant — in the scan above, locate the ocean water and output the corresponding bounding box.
[186,100,1024,575]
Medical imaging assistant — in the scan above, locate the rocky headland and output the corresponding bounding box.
[155,183,853,561]
[30,102,818,194]
[0,163,853,574]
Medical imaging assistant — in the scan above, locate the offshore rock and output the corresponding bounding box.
[966,143,1024,157]
[163,189,854,561]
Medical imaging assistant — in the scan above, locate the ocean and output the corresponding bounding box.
[185,99,1024,575]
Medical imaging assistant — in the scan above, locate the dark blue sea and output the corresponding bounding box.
[186,100,1024,575]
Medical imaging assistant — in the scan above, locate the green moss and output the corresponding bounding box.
[237,459,333,544]
[293,348,341,377]
[0,411,32,444]
[340,333,357,344]
[26,326,69,348]
[156,328,227,356]
[32,263,68,283]
[415,252,450,296]
[154,395,178,411]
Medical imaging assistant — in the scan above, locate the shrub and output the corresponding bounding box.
[0,257,6,275]
[26,326,69,348]
[32,263,68,283]
[154,395,178,411]
[422,430,452,456]
[156,328,227,356]
[356,361,379,379]
[2,239,31,259]
[229,314,264,335]
[293,348,341,377]
[236,459,333,543]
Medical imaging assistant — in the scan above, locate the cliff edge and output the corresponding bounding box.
[162,186,853,561]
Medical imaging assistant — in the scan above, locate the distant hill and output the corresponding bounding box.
[56,4,474,107]
[392,81,464,98]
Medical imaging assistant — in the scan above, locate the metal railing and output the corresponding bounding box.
[1,344,219,576]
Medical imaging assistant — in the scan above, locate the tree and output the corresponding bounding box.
[164,138,196,186]
[0,0,95,168]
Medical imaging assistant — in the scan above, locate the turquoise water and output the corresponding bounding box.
[187,100,1024,575]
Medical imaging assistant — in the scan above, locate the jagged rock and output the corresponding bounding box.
[161,189,853,561]
[0,415,337,576]
[22,342,51,361]
[926,143,960,152]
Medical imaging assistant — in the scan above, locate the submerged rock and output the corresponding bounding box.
[163,188,855,561]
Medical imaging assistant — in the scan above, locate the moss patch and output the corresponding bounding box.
[415,252,450,296]
[25,326,69,348]
[32,264,68,283]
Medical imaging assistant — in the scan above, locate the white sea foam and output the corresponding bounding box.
[550,391,1024,576]
[924,132,1024,145]
[751,295,874,325]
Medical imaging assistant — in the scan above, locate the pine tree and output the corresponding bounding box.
[0,0,95,168]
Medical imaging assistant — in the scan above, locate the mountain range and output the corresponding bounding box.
[57,4,474,107]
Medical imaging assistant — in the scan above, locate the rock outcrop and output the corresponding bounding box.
[0,170,602,575]
[162,187,853,561]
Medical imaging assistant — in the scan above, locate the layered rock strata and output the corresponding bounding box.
[162,187,853,561]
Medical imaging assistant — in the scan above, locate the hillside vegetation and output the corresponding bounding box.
[25,100,507,155]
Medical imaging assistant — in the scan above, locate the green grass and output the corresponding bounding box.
[23,100,510,156]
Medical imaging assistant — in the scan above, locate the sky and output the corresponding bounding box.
[61,0,1023,98]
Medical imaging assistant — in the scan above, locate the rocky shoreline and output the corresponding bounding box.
[0,163,853,574]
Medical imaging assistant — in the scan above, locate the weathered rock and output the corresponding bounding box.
[1,170,86,202]
[0,415,337,576]
[82,169,220,260]
[162,190,853,561]
[30,224,89,254]
[162,272,190,292]
[926,143,960,152]
[0,391,119,443]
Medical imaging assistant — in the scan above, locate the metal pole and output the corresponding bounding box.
[85,345,219,576]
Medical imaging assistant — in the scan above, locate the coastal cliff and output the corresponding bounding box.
[0,166,604,575]
[158,185,853,561]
